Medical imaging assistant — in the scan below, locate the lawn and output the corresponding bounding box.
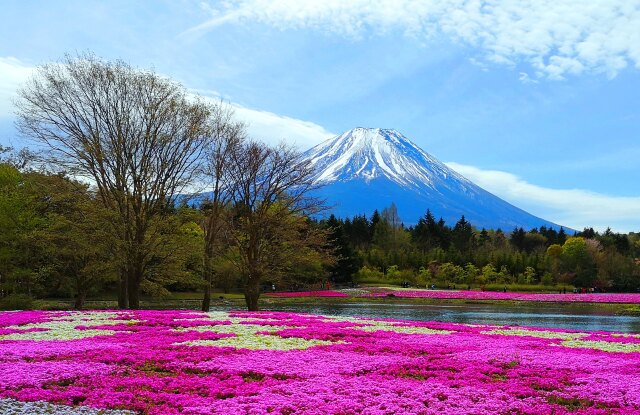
[1,310,639,414]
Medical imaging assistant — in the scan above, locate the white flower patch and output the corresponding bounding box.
[176,322,338,350]
[0,398,135,414]
[176,323,289,334]
[320,315,370,324]
[349,321,453,335]
[612,333,640,339]
[482,328,589,340]
[321,315,452,335]
[206,311,287,324]
[182,336,338,351]
[1,312,135,341]
[559,339,640,353]
[338,288,369,296]
[176,312,449,350]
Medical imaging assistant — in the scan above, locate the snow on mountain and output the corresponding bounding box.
[303,127,564,231]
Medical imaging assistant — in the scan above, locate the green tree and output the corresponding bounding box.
[325,215,361,283]
[562,237,595,287]
[0,164,42,298]
[546,244,563,284]
[16,53,214,309]
[199,103,246,311]
[452,215,474,256]
[225,142,330,310]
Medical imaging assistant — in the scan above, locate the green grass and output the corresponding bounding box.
[163,291,245,300]
[618,305,640,316]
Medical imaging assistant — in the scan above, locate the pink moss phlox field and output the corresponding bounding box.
[1,310,640,414]
[366,289,640,303]
[272,288,640,303]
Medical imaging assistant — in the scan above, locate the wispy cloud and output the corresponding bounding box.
[188,0,640,80]
[0,57,33,117]
[0,57,334,149]
[518,72,538,85]
[193,90,334,147]
[233,104,334,148]
[446,162,640,233]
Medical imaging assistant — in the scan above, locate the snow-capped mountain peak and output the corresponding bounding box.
[303,127,564,230]
[304,127,469,192]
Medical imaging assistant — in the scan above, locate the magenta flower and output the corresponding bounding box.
[0,309,638,414]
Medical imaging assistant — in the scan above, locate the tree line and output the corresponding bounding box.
[321,203,640,292]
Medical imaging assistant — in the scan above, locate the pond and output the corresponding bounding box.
[212,301,640,333]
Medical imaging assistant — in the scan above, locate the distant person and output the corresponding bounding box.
[503,286,507,292]
[271,284,276,292]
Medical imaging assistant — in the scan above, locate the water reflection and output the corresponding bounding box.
[213,302,640,333]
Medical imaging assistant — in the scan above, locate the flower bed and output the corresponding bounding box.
[270,288,640,303]
[1,310,639,414]
[366,289,640,303]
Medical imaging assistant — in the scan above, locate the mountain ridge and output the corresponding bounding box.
[303,127,566,231]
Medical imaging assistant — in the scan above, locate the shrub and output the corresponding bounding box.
[0,294,34,311]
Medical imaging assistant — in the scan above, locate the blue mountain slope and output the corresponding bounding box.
[303,127,564,231]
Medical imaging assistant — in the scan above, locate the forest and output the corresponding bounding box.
[2,154,640,312]
[323,203,640,293]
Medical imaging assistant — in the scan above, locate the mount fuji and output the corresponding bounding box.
[303,127,563,231]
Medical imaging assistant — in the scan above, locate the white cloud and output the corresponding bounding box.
[232,104,334,148]
[445,162,640,233]
[0,57,334,149]
[189,0,640,80]
[518,72,538,84]
[192,90,334,147]
[0,57,33,117]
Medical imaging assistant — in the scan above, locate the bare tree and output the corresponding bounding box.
[199,103,246,311]
[15,53,213,309]
[225,141,328,310]
[0,145,37,171]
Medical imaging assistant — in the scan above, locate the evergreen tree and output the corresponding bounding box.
[510,227,526,251]
[412,209,436,252]
[325,215,361,283]
[452,215,474,254]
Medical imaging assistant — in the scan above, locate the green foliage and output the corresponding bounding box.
[2,164,639,303]
[436,262,465,284]
[354,266,386,284]
[320,208,639,291]
[0,294,34,311]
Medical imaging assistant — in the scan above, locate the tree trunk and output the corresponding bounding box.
[202,283,211,312]
[128,279,140,309]
[244,276,260,311]
[74,291,86,310]
[127,266,141,309]
[201,254,214,311]
[201,207,220,311]
[118,269,128,309]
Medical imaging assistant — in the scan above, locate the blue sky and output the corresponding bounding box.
[1,0,639,231]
